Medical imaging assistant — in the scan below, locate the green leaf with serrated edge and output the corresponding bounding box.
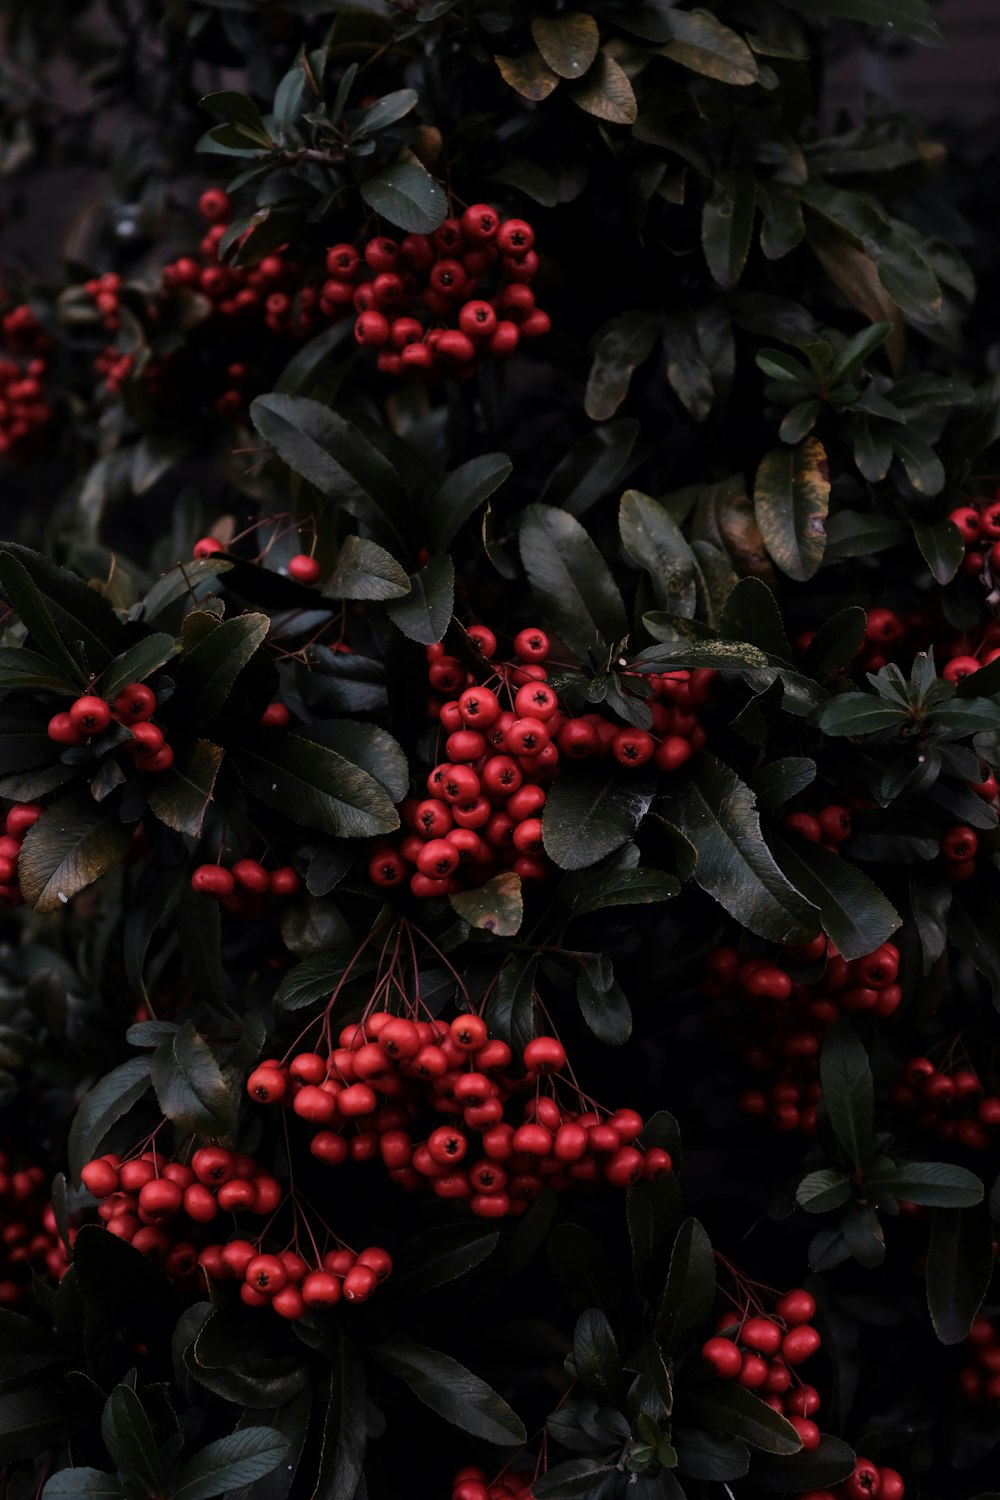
[658,757,819,943]
[620,489,698,617]
[926,1204,994,1345]
[148,739,223,836]
[322,536,410,602]
[231,727,399,837]
[585,314,661,422]
[150,1021,233,1135]
[866,1160,984,1207]
[370,1343,525,1445]
[42,1470,124,1498]
[67,1057,151,1181]
[274,949,370,1011]
[171,611,269,732]
[675,1428,749,1481]
[812,693,909,736]
[702,165,756,288]
[531,13,599,77]
[486,955,537,1055]
[662,9,759,83]
[754,439,830,581]
[495,51,560,102]
[311,1338,366,1500]
[99,634,175,700]
[0,552,88,685]
[796,1168,853,1212]
[772,835,901,960]
[385,1225,498,1302]
[548,1223,621,1320]
[428,454,512,553]
[355,89,419,135]
[0,647,81,693]
[552,843,679,919]
[174,1428,288,1500]
[913,519,964,586]
[303,721,409,803]
[531,1462,618,1499]
[360,163,448,234]
[577,955,632,1044]
[101,1385,163,1496]
[449,872,522,937]
[820,1023,874,1167]
[0,1391,91,1463]
[7,799,122,917]
[520,504,627,658]
[385,556,454,644]
[678,1383,802,1454]
[543,765,655,872]
[572,1308,624,1406]
[567,51,637,124]
[748,1434,857,1491]
[200,90,271,141]
[656,1217,716,1354]
[751,757,816,812]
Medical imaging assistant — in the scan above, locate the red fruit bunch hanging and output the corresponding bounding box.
[890,1050,1000,1152]
[46,682,174,772]
[449,1466,536,1500]
[0,297,54,461]
[330,206,549,378]
[703,936,902,1134]
[190,857,301,917]
[368,627,714,899]
[0,1155,70,1306]
[0,800,42,909]
[957,1314,1000,1407]
[702,1284,824,1446]
[248,1013,671,1221]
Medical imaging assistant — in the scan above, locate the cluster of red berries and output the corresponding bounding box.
[329,208,549,378]
[889,1055,1000,1153]
[0,1155,70,1305]
[368,628,713,899]
[796,602,1000,688]
[948,495,1000,587]
[190,858,301,916]
[0,299,54,460]
[83,188,332,412]
[703,937,902,1134]
[701,1288,825,1447]
[782,802,854,854]
[46,682,173,771]
[450,1467,535,1500]
[200,1237,392,1318]
[0,800,42,908]
[803,1460,905,1500]
[957,1314,1000,1406]
[247,1014,670,1220]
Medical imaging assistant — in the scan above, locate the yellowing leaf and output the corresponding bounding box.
[495,52,560,101]
[567,52,637,125]
[530,13,600,79]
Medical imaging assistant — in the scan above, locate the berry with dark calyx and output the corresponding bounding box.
[198,188,231,222]
[113,683,157,721]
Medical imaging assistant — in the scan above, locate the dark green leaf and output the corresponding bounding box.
[428,454,512,553]
[748,1434,857,1490]
[867,1160,984,1208]
[543,765,655,871]
[387,1225,499,1302]
[150,1021,234,1135]
[585,313,661,422]
[753,439,830,582]
[531,13,600,78]
[926,1203,994,1345]
[450,872,523,937]
[804,607,867,677]
[796,1168,853,1213]
[657,1218,716,1354]
[231,727,399,837]
[620,490,697,617]
[0,1390,90,1463]
[486,955,537,1055]
[312,1338,367,1500]
[0,647,82,693]
[571,1308,624,1406]
[99,634,175,699]
[548,1224,621,1320]
[663,10,759,84]
[72,1225,172,1321]
[360,163,448,234]
[385,556,454,644]
[67,1058,151,1182]
[174,1428,288,1500]
[820,1023,874,1167]
[101,1385,163,1496]
[200,90,271,141]
[577,955,632,1044]
[171,611,270,732]
[355,89,419,134]
[148,738,224,837]
[42,1471,123,1499]
[675,1428,749,1481]
[750,757,816,813]
[323,537,411,602]
[0,551,87,685]
[702,165,757,288]
[541,420,639,518]
[913,519,964,586]
[628,1177,684,1297]
[370,1343,526,1445]
[658,757,819,943]
[532,1461,617,1499]
[812,693,909,736]
[772,836,901,961]
[520,504,627,658]
[18,795,131,915]
[679,1383,801,1454]
[780,0,942,46]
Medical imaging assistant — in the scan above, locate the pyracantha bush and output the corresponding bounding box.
[3,2,1000,1499]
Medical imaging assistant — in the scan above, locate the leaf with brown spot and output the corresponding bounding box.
[567,52,637,125]
[754,438,830,582]
[450,874,523,937]
[495,52,560,102]
[531,13,600,79]
[694,476,775,583]
[661,10,759,85]
[18,795,131,914]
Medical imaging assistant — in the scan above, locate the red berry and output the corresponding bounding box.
[782,1325,821,1364]
[775,1289,816,1326]
[198,188,231,223]
[247,1066,287,1104]
[193,537,224,558]
[741,1316,783,1356]
[113,683,156,721]
[522,1036,566,1074]
[288,553,321,584]
[191,864,235,897]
